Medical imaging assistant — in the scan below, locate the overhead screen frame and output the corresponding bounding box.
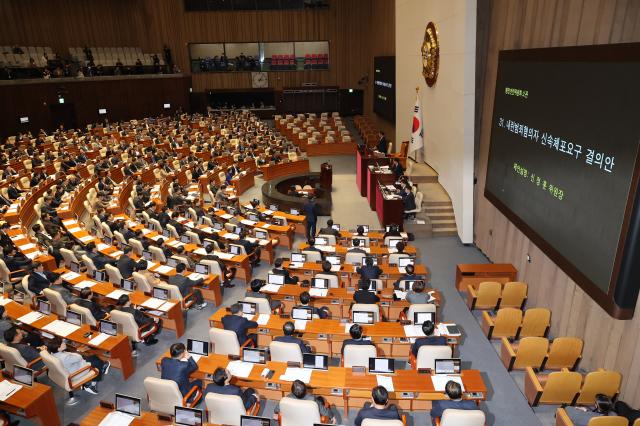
[373,55,396,123]
[484,42,640,320]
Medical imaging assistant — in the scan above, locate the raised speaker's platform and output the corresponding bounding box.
[261,173,332,216]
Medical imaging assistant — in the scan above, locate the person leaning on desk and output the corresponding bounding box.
[160,342,202,402]
[222,303,258,346]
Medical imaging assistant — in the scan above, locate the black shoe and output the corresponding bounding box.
[144,337,159,346]
[223,282,235,288]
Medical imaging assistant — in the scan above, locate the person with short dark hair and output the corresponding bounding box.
[45,338,108,395]
[410,320,447,357]
[302,197,319,241]
[236,230,261,266]
[430,381,477,425]
[317,219,339,237]
[406,280,432,304]
[115,294,160,348]
[4,327,45,371]
[566,394,616,426]
[222,303,258,345]
[160,342,202,401]
[355,385,401,426]
[204,367,257,409]
[27,262,57,295]
[86,242,116,269]
[274,321,311,354]
[377,131,388,154]
[320,260,336,277]
[296,291,328,319]
[393,264,424,290]
[274,380,334,422]
[353,279,380,304]
[271,258,298,284]
[348,238,367,254]
[341,323,375,354]
[74,288,108,320]
[356,256,382,281]
[116,245,137,278]
[168,263,207,309]
[245,279,281,311]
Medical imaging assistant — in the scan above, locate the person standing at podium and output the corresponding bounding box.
[376,131,388,154]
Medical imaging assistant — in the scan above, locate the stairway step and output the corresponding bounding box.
[432,228,459,237]
[427,212,455,220]
[410,175,439,184]
[424,206,454,213]
[423,200,451,207]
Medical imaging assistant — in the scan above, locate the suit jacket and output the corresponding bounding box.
[355,403,400,426]
[7,186,20,200]
[274,335,311,354]
[353,290,380,304]
[204,383,251,406]
[430,400,477,424]
[119,306,153,327]
[317,227,339,237]
[74,298,107,320]
[88,251,115,270]
[221,314,258,344]
[160,357,199,396]
[302,201,318,224]
[28,271,53,295]
[271,267,296,284]
[116,255,137,278]
[377,137,388,154]
[357,265,383,281]
[168,274,203,297]
[411,335,447,357]
[403,191,416,211]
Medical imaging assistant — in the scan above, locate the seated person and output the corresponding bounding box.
[160,342,202,401]
[303,238,323,258]
[317,219,340,237]
[271,258,299,284]
[406,280,433,304]
[86,242,117,270]
[201,244,236,288]
[296,291,329,319]
[168,263,207,310]
[0,307,13,339]
[565,394,616,426]
[341,324,375,354]
[355,385,401,426]
[3,246,32,276]
[383,224,402,239]
[245,279,282,311]
[27,262,57,295]
[348,238,367,254]
[319,260,337,278]
[134,259,167,287]
[174,246,195,269]
[116,246,137,278]
[237,230,261,266]
[204,367,257,410]
[115,294,161,347]
[3,327,45,371]
[274,380,334,423]
[74,288,108,320]
[411,320,447,357]
[393,264,423,289]
[274,321,311,354]
[430,381,477,425]
[356,256,382,281]
[222,303,258,345]
[44,339,109,395]
[355,225,367,237]
[49,279,76,305]
[353,279,380,304]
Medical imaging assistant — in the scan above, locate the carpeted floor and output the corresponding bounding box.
[30,155,548,426]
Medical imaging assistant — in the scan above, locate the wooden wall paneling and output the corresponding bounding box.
[475,0,640,405]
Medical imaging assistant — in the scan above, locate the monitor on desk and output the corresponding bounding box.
[398,257,414,268]
[162,229,170,238]
[363,256,377,265]
[69,261,81,273]
[303,353,328,370]
[213,222,223,231]
[312,278,328,289]
[166,257,178,268]
[291,253,306,263]
[38,300,51,315]
[229,245,241,255]
[269,204,278,212]
[103,236,112,246]
[255,230,268,239]
[398,280,422,291]
[239,301,257,315]
[248,213,260,222]
[242,347,267,364]
[187,338,209,356]
[13,365,33,387]
[233,226,242,235]
[153,287,169,300]
[115,394,141,416]
[352,311,374,325]
[292,306,312,320]
[175,406,203,426]
[267,273,285,285]
[331,224,340,231]
[326,255,341,266]
[314,237,328,246]
[180,235,191,244]
[12,290,25,304]
[414,311,435,325]
[241,415,271,426]
[65,310,82,326]
[99,319,118,336]
[142,250,153,261]
[147,222,156,232]
[369,357,394,374]
[353,237,369,247]
[195,263,209,275]
[121,279,136,292]
[387,238,403,249]
[290,208,300,216]
[435,358,461,375]
[357,225,370,234]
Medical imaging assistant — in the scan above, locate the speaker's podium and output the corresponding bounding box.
[320,162,332,190]
[455,263,518,291]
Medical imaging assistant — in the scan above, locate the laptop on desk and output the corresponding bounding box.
[435,358,461,375]
[369,357,395,374]
[174,406,203,426]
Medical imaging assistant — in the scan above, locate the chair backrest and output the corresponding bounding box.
[166,224,179,239]
[144,377,183,416]
[81,254,97,275]
[43,288,68,316]
[577,370,622,405]
[406,304,437,322]
[110,310,142,343]
[345,252,367,265]
[0,343,28,374]
[279,396,321,426]
[200,260,223,277]
[520,308,550,338]
[105,263,123,284]
[131,271,152,293]
[129,238,144,256]
[59,248,79,267]
[315,273,339,288]
[230,244,246,255]
[440,409,486,426]
[500,281,528,309]
[0,259,11,282]
[513,337,549,370]
[546,337,583,370]
[244,297,270,314]
[352,303,380,322]
[101,222,113,238]
[301,250,322,263]
[209,328,241,356]
[149,246,167,263]
[416,345,452,370]
[40,349,74,391]
[269,341,303,364]
[344,344,377,368]
[156,283,185,308]
[492,308,523,338]
[185,231,201,245]
[205,393,247,426]
[69,303,97,327]
[149,218,163,232]
[474,281,501,309]
[540,370,582,404]
[587,417,629,426]
[317,234,336,245]
[114,231,127,245]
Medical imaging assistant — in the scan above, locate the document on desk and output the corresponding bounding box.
[257,314,270,325]
[221,214,233,220]
[9,234,25,241]
[79,235,95,243]
[141,298,165,310]
[17,311,45,325]
[344,322,354,333]
[224,233,240,240]
[106,289,130,300]
[193,247,208,255]
[67,227,82,234]
[88,333,111,346]
[148,234,163,241]
[18,243,36,251]
[261,284,281,293]
[309,288,328,298]
[431,375,464,392]
[215,252,235,260]
[227,360,254,378]
[0,298,12,306]
[280,367,312,384]
[187,273,205,281]
[108,250,124,259]
[403,324,425,337]
[262,224,271,229]
[24,251,42,260]
[43,320,81,337]
[394,290,407,300]
[0,380,22,401]
[315,245,335,253]
[154,265,174,274]
[263,209,274,215]
[331,265,341,272]
[98,410,135,426]
[241,219,257,226]
[62,219,77,226]
[75,280,97,289]
[61,271,81,281]
[97,243,111,251]
[294,319,308,331]
[376,375,395,392]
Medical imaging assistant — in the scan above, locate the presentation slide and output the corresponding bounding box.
[485,45,640,296]
[373,56,395,123]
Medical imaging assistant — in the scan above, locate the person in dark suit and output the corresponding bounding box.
[237,230,260,266]
[354,386,401,426]
[86,242,116,270]
[202,244,236,288]
[27,262,56,295]
[168,263,207,309]
[348,238,367,254]
[158,211,171,228]
[74,288,107,321]
[274,321,311,354]
[4,327,45,371]
[274,380,334,422]
[383,224,402,239]
[356,256,382,281]
[317,219,339,237]
[3,246,32,274]
[204,367,257,410]
[410,320,447,357]
[376,131,388,154]
[160,343,202,401]
[222,303,258,345]
[391,158,404,179]
[430,381,478,425]
[393,264,425,290]
[169,212,186,235]
[7,183,22,200]
[115,294,160,347]
[271,258,298,284]
[341,324,376,354]
[402,187,417,217]
[353,279,380,304]
[302,196,318,241]
[116,246,137,278]
[296,291,329,319]
[245,279,281,311]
